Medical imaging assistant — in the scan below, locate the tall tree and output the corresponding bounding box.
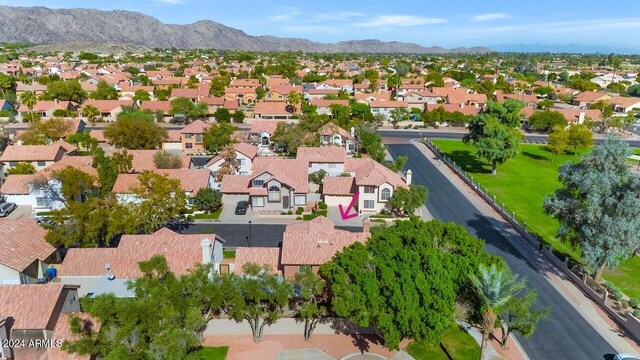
[293,268,328,341]
[547,126,568,161]
[215,145,240,182]
[81,104,99,123]
[386,185,428,216]
[545,135,640,281]
[566,123,594,155]
[153,150,183,169]
[6,162,36,175]
[104,116,168,149]
[354,123,385,162]
[322,218,499,349]
[131,171,188,234]
[92,148,133,194]
[218,263,293,342]
[133,89,151,102]
[203,122,236,153]
[469,264,526,356]
[89,80,118,100]
[498,288,549,349]
[18,117,72,144]
[287,90,302,112]
[19,90,37,122]
[464,117,523,175]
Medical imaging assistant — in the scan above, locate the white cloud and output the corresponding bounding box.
[354,15,447,28]
[471,13,511,22]
[269,7,301,22]
[307,12,364,22]
[282,24,343,34]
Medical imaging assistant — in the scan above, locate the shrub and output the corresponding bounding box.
[295,207,304,215]
[287,210,293,215]
[629,297,640,308]
[634,309,640,319]
[296,216,302,220]
[622,300,630,309]
[318,202,328,210]
[614,291,623,302]
[280,211,288,215]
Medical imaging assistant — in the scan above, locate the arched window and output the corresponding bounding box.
[381,188,391,201]
[268,186,281,202]
[261,136,269,146]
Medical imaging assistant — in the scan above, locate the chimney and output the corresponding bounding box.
[201,238,212,264]
[578,112,586,124]
[350,126,355,138]
[362,218,370,233]
[0,317,10,359]
[406,169,412,185]
[460,102,464,109]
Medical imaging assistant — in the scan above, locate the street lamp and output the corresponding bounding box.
[248,221,252,247]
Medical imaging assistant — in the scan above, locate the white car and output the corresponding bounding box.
[614,354,640,360]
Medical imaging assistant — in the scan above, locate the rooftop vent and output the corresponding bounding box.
[106,273,115,281]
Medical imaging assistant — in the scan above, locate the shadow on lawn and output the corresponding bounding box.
[447,150,492,174]
[521,150,550,162]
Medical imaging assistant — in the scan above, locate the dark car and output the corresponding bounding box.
[234,201,250,215]
[0,202,16,217]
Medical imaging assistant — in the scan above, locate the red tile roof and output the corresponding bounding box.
[0,143,68,162]
[249,120,284,134]
[180,119,209,134]
[0,216,56,272]
[296,146,345,163]
[0,284,65,330]
[254,101,296,115]
[140,101,172,112]
[59,228,219,278]
[281,217,369,265]
[82,100,134,112]
[112,169,211,196]
[344,158,407,188]
[234,247,281,275]
[119,150,192,172]
[322,176,356,196]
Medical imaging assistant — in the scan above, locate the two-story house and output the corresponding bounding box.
[317,122,357,154]
[112,169,214,205]
[248,120,282,154]
[0,141,76,180]
[81,100,135,121]
[297,146,346,176]
[181,120,209,154]
[207,143,259,189]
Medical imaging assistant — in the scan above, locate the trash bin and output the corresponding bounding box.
[46,267,57,279]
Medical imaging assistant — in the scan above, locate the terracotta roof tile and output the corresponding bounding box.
[0,284,65,331]
[296,146,345,163]
[344,158,407,188]
[112,169,210,196]
[180,120,209,134]
[48,312,100,360]
[234,247,281,275]
[117,150,191,172]
[0,143,67,162]
[249,120,284,134]
[322,176,355,196]
[82,100,134,112]
[139,101,171,112]
[0,216,56,272]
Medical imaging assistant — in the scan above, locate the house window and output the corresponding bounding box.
[364,200,375,209]
[36,197,50,207]
[261,136,269,146]
[238,159,245,166]
[252,180,264,187]
[195,134,202,142]
[186,143,193,149]
[298,265,311,273]
[294,195,306,206]
[69,293,78,306]
[364,186,376,194]
[252,196,265,207]
[268,186,281,202]
[8,161,17,167]
[188,198,196,205]
[381,188,391,201]
[37,161,46,166]
[328,163,336,169]
[184,133,192,139]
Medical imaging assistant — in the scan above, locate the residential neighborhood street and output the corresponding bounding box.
[385,142,620,360]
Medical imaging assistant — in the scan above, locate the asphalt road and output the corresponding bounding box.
[169,223,362,248]
[379,129,640,147]
[386,143,616,360]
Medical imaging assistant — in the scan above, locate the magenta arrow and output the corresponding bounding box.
[339,191,359,220]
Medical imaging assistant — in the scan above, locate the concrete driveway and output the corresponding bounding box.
[326,206,367,227]
[7,205,33,219]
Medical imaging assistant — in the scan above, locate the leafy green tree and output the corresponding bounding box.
[218,263,293,342]
[66,132,98,152]
[544,135,640,281]
[170,97,194,117]
[293,268,328,341]
[41,80,87,103]
[89,81,118,100]
[384,155,407,173]
[287,90,302,112]
[153,150,183,169]
[63,256,218,359]
[18,117,72,145]
[386,184,428,215]
[214,107,231,123]
[628,84,640,97]
[350,102,372,121]
[322,218,500,350]
[464,117,523,175]
[203,122,236,153]
[133,89,151,102]
[19,90,37,122]
[193,188,222,213]
[308,169,327,185]
[547,126,568,161]
[498,288,549,349]
[527,110,566,133]
[354,123,385,162]
[389,107,410,126]
[232,110,246,123]
[470,264,526,356]
[0,74,16,98]
[537,99,554,110]
[6,162,36,175]
[566,123,594,155]
[533,86,554,97]
[81,104,99,122]
[270,122,319,155]
[92,148,133,194]
[131,171,188,234]
[104,116,168,149]
[50,166,96,204]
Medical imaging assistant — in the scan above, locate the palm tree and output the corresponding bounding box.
[82,104,99,124]
[19,91,37,123]
[287,90,302,112]
[470,264,526,359]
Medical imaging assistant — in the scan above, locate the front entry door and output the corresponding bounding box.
[283,195,290,209]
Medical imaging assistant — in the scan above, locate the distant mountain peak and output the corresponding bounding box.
[0,5,491,54]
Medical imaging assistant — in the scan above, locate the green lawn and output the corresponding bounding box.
[432,139,584,260]
[193,208,222,220]
[431,139,640,298]
[406,323,480,360]
[223,250,236,259]
[191,346,228,359]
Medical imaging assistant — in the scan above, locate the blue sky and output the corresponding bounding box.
[6,0,640,50]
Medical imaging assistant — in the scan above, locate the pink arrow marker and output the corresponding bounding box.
[339,191,359,220]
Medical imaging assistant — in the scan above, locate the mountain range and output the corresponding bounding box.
[0,6,491,54]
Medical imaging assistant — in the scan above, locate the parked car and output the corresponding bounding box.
[234,201,249,215]
[614,354,640,360]
[0,202,16,217]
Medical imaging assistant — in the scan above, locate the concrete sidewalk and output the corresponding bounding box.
[411,140,640,356]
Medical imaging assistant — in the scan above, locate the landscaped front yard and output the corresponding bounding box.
[406,323,480,360]
[431,139,640,298]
